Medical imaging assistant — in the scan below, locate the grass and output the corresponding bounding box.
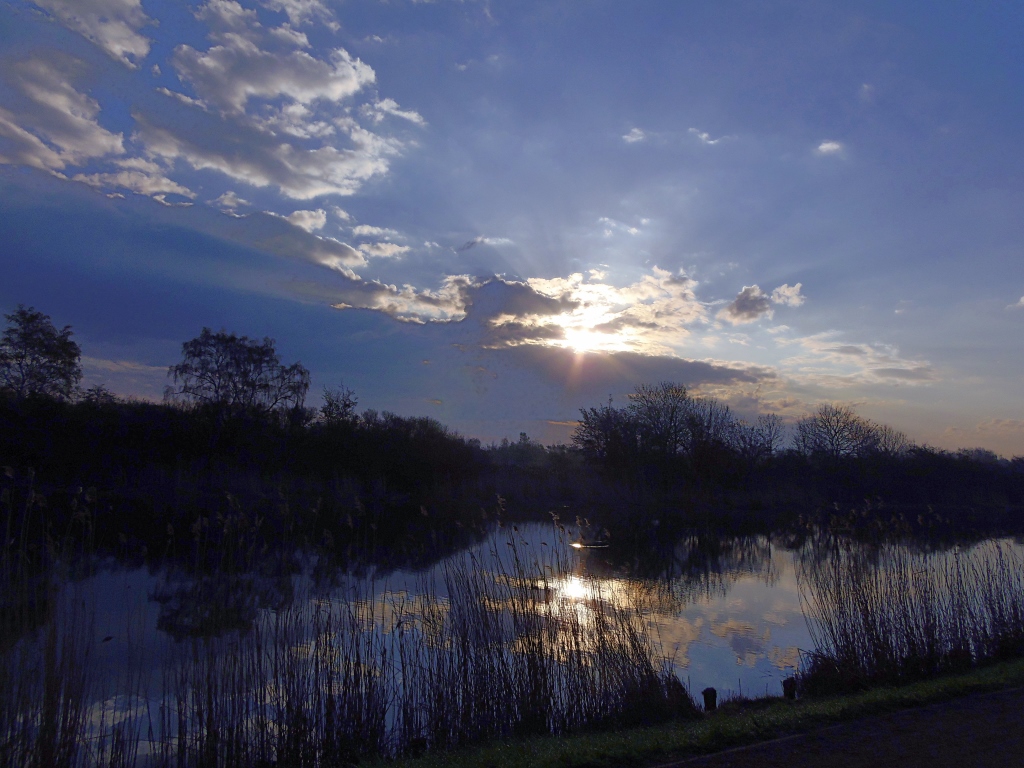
[380,656,1024,768]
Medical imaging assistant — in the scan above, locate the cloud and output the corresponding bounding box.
[597,217,639,236]
[362,98,427,126]
[1007,296,1024,310]
[286,208,326,231]
[520,267,707,355]
[80,355,167,399]
[357,242,410,258]
[135,110,399,199]
[688,127,728,145]
[164,206,367,269]
[31,0,153,68]
[259,0,338,28]
[0,57,124,171]
[171,35,375,116]
[456,236,514,251]
[496,346,776,397]
[72,168,196,200]
[213,190,251,209]
[778,333,936,386]
[269,24,311,48]
[770,283,804,307]
[815,140,844,155]
[970,419,1024,435]
[718,285,773,325]
[352,224,400,237]
[119,6,407,200]
[622,127,646,143]
[717,283,804,325]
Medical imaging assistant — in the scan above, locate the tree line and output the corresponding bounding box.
[3,305,1023,552]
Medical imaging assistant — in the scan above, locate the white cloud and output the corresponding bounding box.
[519,267,707,355]
[135,113,399,199]
[73,169,196,199]
[259,0,338,28]
[195,0,260,39]
[31,0,153,68]
[1007,296,1024,310]
[815,140,844,155]
[286,208,327,231]
[213,190,251,209]
[172,38,375,115]
[622,127,646,143]
[771,283,805,307]
[362,98,427,126]
[688,127,728,145]
[357,242,410,258]
[352,224,400,237]
[0,58,124,172]
[269,24,311,48]
[331,206,352,221]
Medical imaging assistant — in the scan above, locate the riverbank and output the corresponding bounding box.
[385,657,1024,768]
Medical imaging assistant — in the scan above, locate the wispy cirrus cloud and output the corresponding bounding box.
[777,332,936,386]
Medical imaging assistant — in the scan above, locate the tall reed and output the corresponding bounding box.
[797,539,1024,694]
[2,517,698,766]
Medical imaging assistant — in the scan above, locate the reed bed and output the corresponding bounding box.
[1,519,698,767]
[797,539,1024,694]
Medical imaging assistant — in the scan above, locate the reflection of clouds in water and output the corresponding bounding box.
[650,616,703,668]
[769,646,801,671]
[711,618,771,666]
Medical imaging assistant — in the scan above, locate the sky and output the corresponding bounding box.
[1,0,1023,455]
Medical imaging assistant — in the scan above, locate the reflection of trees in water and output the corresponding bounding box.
[151,570,294,640]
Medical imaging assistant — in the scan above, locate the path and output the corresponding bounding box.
[653,687,1024,768]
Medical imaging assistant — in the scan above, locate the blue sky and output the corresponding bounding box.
[1,0,1023,454]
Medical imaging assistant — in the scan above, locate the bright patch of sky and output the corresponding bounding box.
[2,0,1024,454]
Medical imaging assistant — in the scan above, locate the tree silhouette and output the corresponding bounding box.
[0,305,82,400]
[795,403,879,460]
[165,328,309,415]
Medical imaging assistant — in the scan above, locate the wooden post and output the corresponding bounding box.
[702,687,717,712]
[783,677,797,700]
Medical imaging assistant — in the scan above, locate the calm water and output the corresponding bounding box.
[79,523,804,703]
[9,520,1022,761]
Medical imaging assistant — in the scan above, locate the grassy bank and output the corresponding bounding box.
[385,657,1024,768]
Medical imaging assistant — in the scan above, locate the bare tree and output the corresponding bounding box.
[320,383,358,425]
[572,400,640,466]
[165,328,309,414]
[0,305,82,400]
[872,423,912,457]
[795,403,879,459]
[734,413,785,464]
[628,382,692,460]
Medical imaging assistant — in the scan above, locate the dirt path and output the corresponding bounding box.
[653,687,1024,768]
